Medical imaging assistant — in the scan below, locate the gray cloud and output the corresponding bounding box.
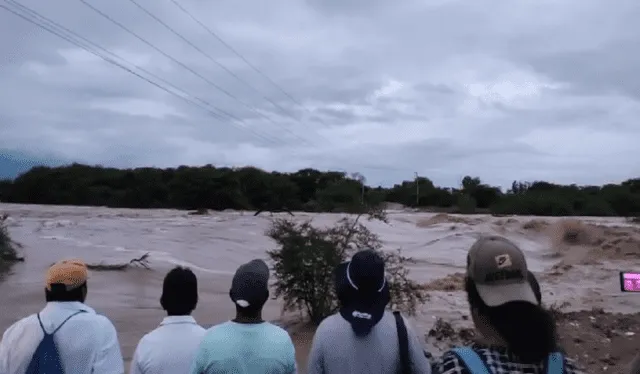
[1,0,639,188]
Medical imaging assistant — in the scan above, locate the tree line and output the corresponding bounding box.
[0,163,638,217]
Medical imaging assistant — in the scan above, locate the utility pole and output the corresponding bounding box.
[351,172,366,203]
[415,172,419,206]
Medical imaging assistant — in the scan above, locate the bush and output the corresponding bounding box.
[0,214,24,275]
[456,194,477,214]
[266,208,426,325]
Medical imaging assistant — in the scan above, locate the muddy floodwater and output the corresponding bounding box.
[1,203,639,372]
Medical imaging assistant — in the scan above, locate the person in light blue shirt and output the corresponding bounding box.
[190,259,297,374]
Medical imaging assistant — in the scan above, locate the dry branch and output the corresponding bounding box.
[86,252,151,271]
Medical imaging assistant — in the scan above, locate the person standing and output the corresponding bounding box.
[431,235,583,374]
[190,259,297,374]
[307,249,432,374]
[130,266,206,374]
[0,258,124,374]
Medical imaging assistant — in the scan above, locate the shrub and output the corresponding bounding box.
[456,194,477,214]
[0,214,23,275]
[266,208,426,325]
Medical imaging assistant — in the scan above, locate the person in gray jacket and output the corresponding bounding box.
[306,249,431,374]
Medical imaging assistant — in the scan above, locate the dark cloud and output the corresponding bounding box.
[0,0,638,187]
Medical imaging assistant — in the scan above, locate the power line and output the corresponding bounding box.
[125,0,303,125]
[2,1,418,175]
[1,0,287,146]
[168,0,337,143]
[77,0,315,146]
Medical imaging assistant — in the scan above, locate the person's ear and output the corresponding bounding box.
[229,289,234,302]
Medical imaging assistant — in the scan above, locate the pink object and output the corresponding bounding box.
[623,272,640,280]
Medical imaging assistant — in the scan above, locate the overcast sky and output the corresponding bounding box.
[1,0,639,188]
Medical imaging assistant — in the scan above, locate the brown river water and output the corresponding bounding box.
[1,203,639,372]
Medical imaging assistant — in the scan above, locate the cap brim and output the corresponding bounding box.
[334,262,351,293]
[475,281,538,307]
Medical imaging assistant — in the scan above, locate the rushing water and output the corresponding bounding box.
[1,203,639,370]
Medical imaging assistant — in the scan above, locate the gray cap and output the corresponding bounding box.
[230,259,270,308]
[467,235,537,307]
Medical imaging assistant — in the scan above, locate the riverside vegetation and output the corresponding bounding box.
[267,207,425,325]
[0,214,23,275]
[0,163,639,217]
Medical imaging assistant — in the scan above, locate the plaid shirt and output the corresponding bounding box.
[431,344,584,374]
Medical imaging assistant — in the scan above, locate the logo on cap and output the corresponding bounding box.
[352,311,372,320]
[494,254,512,269]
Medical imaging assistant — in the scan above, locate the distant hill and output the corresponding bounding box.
[0,150,64,180]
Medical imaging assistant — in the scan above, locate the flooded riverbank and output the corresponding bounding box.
[1,203,639,372]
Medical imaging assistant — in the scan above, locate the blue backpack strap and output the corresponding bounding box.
[36,313,48,335]
[546,352,565,374]
[37,310,86,335]
[450,347,492,374]
[52,310,86,334]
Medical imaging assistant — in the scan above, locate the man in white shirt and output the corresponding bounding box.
[0,258,125,374]
[131,266,206,374]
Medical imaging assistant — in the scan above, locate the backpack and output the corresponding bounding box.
[25,311,85,374]
[451,347,565,374]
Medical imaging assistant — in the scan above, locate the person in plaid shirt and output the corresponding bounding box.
[431,235,584,374]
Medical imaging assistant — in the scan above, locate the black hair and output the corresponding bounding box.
[160,266,198,316]
[465,276,558,363]
[528,270,542,304]
[45,282,87,302]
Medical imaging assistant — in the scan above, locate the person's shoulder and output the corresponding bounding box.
[135,324,165,346]
[263,322,289,334]
[262,322,293,343]
[315,313,344,332]
[9,313,37,327]
[193,323,207,334]
[431,348,470,374]
[206,320,233,332]
[75,311,120,342]
[384,310,416,327]
[201,321,234,342]
[1,313,37,338]
[86,312,118,330]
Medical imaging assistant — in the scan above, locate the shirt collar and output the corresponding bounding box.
[43,301,95,314]
[160,315,197,326]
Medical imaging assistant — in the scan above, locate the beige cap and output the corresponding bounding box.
[46,259,88,291]
[467,235,537,307]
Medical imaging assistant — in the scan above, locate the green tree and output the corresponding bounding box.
[266,209,426,324]
[1,163,638,217]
